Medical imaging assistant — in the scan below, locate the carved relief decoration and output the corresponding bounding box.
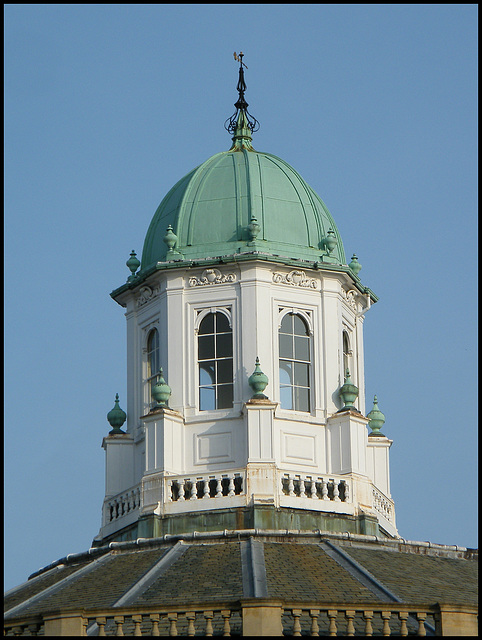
[137,285,160,307]
[272,270,319,289]
[188,268,237,287]
[342,288,358,311]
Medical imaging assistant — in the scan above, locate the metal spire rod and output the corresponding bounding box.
[224,51,259,135]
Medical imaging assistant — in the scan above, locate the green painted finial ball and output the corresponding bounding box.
[367,395,386,436]
[126,250,140,277]
[151,368,172,408]
[338,369,359,411]
[248,357,269,399]
[107,393,127,434]
[349,254,362,276]
[163,225,178,252]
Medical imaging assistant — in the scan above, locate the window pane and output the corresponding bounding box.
[216,332,233,358]
[279,362,293,385]
[200,386,216,411]
[294,386,310,412]
[217,358,233,384]
[217,384,233,409]
[149,350,160,379]
[279,334,293,359]
[199,362,215,386]
[279,313,293,334]
[198,334,215,360]
[199,313,214,335]
[293,314,308,336]
[147,329,160,378]
[215,312,231,333]
[279,385,293,410]
[293,362,309,387]
[294,336,310,362]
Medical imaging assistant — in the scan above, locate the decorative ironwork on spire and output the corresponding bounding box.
[224,52,259,136]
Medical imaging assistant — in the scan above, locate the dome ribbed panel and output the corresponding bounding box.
[141,149,346,269]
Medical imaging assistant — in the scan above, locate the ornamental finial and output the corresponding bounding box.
[225,52,259,147]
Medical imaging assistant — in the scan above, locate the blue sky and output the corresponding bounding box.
[4,4,477,591]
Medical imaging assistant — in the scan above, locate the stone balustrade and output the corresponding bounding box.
[167,471,245,502]
[280,472,349,503]
[103,485,141,526]
[5,601,478,635]
[372,486,395,524]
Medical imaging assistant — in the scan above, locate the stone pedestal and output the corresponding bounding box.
[326,409,369,476]
[141,407,184,474]
[102,433,134,497]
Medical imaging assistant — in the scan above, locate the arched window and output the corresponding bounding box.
[147,328,160,398]
[342,330,351,379]
[198,312,233,411]
[279,312,311,412]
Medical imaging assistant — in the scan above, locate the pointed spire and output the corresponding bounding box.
[224,52,259,151]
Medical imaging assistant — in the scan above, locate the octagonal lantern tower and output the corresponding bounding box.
[95,55,397,547]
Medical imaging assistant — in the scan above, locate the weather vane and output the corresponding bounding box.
[224,51,259,135]
[233,51,248,69]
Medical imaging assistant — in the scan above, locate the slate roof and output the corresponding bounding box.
[4,530,477,632]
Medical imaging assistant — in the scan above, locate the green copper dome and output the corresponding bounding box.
[141,56,346,271]
[141,147,346,269]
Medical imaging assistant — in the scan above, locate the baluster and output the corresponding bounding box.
[345,610,355,636]
[96,617,106,636]
[310,478,318,500]
[27,623,41,636]
[381,611,391,636]
[149,614,160,636]
[167,479,173,502]
[204,611,214,636]
[239,474,245,495]
[344,481,350,502]
[291,609,302,636]
[114,615,125,636]
[178,480,185,501]
[136,487,141,509]
[132,614,143,636]
[168,613,178,636]
[288,475,295,497]
[398,611,409,636]
[333,479,341,502]
[309,609,320,636]
[109,503,114,522]
[321,479,329,500]
[327,610,338,636]
[363,611,373,636]
[228,475,235,497]
[216,477,223,498]
[221,609,231,636]
[299,478,306,498]
[190,480,198,500]
[415,612,427,636]
[203,478,211,499]
[185,612,196,636]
